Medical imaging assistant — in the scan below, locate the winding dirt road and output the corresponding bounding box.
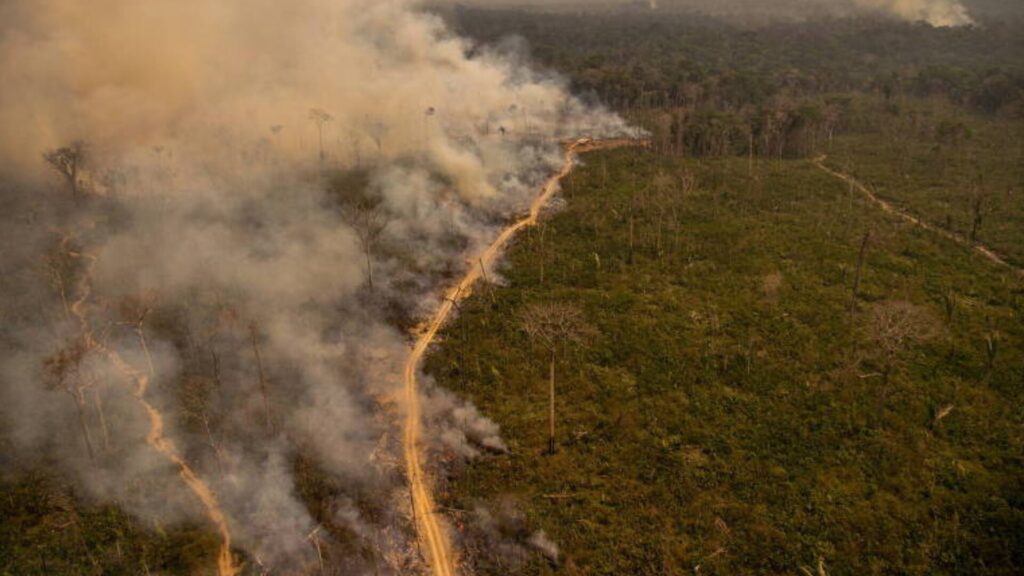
[814,157,1022,276]
[69,249,238,576]
[402,138,641,576]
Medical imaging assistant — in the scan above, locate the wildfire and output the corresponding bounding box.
[67,243,239,576]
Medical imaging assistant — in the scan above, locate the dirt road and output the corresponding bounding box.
[69,249,238,576]
[402,138,641,576]
[814,157,1021,276]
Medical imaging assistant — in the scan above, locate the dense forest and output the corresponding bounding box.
[448,7,1024,157]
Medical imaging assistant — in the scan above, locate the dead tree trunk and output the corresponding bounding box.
[92,385,111,451]
[628,214,636,265]
[70,386,96,463]
[969,194,983,243]
[850,231,871,313]
[365,248,374,290]
[748,131,754,177]
[548,347,556,456]
[478,259,496,306]
[249,323,273,434]
[136,326,156,380]
[539,224,547,285]
[49,265,72,321]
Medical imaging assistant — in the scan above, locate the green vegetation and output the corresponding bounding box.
[429,143,1024,574]
[828,97,1024,266]
[0,470,221,575]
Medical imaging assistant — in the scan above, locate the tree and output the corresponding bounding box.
[519,303,595,455]
[823,97,851,148]
[43,141,87,198]
[969,189,985,243]
[43,339,97,463]
[249,321,273,435]
[342,197,391,290]
[849,231,871,313]
[309,108,333,166]
[864,301,940,386]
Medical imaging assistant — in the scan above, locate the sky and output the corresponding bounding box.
[444,0,1005,27]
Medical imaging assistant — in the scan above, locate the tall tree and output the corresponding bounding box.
[849,231,872,313]
[44,339,97,463]
[519,303,595,455]
[343,198,391,291]
[309,108,333,166]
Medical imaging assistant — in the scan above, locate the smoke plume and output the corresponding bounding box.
[461,501,559,572]
[850,0,974,26]
[0,0,625,571]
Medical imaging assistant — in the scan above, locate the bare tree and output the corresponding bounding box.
[44,340,97,463]
[113,292,160,377]
[181,374,227,476]
[45,239,77,320]
[343,198,391,290]
[43,141,87,198]
[969,190,985,243]
[249,321,273,434]
[864,301,940,386]
[984,332,1000,379]
[519,303,596,455]
[307,526,325,573]
[309,108,333,166]
[651,172,676,258]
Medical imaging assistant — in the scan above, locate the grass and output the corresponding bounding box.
[428,143,1024,575]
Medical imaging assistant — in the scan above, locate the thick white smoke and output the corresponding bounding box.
[0,0,626,571]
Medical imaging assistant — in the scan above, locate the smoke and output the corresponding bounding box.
[0,0,626,571]
[424,387,510,458]
[528,530,560,564]
[850,0,974,26]
[463,502,559,571]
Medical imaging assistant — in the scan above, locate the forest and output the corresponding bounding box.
[427,5,1024,576]
[1,2,1022,575]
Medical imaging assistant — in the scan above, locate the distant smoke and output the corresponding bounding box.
[0,0,626,571]
[851,0,974,26]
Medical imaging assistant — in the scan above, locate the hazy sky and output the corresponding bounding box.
[447,0,999,27]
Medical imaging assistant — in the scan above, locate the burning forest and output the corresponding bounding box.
[0,0,627,573]
[6,0,1021,575]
